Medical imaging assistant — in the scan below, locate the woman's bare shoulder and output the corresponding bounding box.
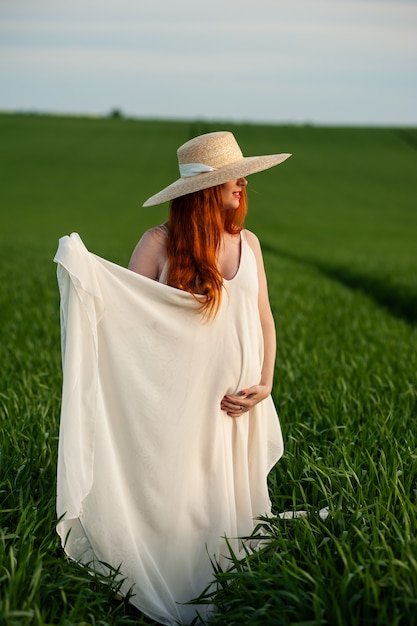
[128,224,168,278]
[132,224,168,254]
[143,221,168,238]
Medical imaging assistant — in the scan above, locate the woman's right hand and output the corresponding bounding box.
[220,383,270,417]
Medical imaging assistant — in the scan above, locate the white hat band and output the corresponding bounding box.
[179,163,217,178]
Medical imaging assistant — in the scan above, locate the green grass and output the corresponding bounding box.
[0,113,416,625]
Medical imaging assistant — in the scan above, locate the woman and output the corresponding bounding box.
[55,131,291,626]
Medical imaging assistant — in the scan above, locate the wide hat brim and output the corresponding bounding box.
[143,153,292,207]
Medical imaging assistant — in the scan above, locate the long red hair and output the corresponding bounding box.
[166,185,247,319]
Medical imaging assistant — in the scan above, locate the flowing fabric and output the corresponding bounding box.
[54,231,284,625]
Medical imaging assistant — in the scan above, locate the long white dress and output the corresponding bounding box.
[54,231,284,625]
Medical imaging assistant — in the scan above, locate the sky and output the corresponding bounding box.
[1,0,417,126]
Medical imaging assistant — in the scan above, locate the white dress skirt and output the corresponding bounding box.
[54,230,284,625]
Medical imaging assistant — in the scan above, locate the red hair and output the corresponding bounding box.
[166,185,247,319]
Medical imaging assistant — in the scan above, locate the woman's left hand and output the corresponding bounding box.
[220,384,271,418]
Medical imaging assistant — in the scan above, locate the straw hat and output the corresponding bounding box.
[143,131,292,207]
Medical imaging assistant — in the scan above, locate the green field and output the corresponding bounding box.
[1,113,416,625]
